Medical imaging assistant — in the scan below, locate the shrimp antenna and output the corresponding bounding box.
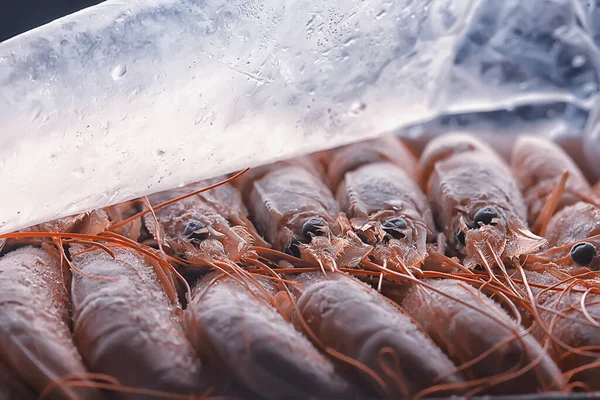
[532,170,569,236]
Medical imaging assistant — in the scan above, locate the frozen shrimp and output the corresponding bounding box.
[143,179,268,268]
[282,270,465,398]
[185,271,359,400]
[324,134,418,190]
[511,136,597,235]
[69,245,211,399]
[514,269,600,390]
[525,202,600,272]
[335,162,441,272]
[0,361,36,400]
[417,133,547,271]
[0,246,101,400]
[385,278,564,395]
[247,162,372,270]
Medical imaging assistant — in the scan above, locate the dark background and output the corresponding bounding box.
[0,0,106,42]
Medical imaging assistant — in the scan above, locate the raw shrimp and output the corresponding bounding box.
[185,271,359,400]
[0,246,101,400]
[417,134,546,270]
[144,179,268,268]
[386,278,564,395]
[511,136,596,234]
[69,245,211,399]
[526,202,600,272]
[514,269,600,390]
[324,134,418,190]
[336,162,438,271]
[283,270,465,398]
[247,163,372,270]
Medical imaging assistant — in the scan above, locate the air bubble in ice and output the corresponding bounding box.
[349,101,367,115]
[111,64,127,81]
[572,55,586,68]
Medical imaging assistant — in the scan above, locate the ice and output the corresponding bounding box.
[1,0,600,234]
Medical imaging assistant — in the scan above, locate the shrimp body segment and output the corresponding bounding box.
[511,136,594,230]
[388,278,564,394]
[418,135,546,269]
[70,246,209,398]
[336,162,435,269]
[288,271,465,398]
[0,246,100,400]
[185,272,358,400]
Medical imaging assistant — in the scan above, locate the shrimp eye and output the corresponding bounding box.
[284,238,302,259]
[382,218,407,240]
[184,221,208,241]
[302,217,327,239]
[455,228,466,246]
[474,207,500,226]
[570,242,596,267]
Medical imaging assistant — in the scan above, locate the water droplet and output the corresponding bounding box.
[111,64,127,80]
[349,101,367,115]
[156,149,165,157]
[572,55,586,68]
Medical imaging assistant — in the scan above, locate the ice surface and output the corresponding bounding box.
[1,0,599,234]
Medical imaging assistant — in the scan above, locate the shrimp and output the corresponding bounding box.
[385,277,564,395]
[335,162,441,272]
[324,134,418,190]
[513,269,600,390]
[417,133,547,271]
[69,245,212,398]
[247,162,372,270]
[281,270,465,398]
[511,136,597,235]
[525,202,600,273]
[185,271,360,400]
[144,178,268,268]
[0,246,101,400]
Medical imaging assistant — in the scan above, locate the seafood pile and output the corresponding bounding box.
[1,133,600,400]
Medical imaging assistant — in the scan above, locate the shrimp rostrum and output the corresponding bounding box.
[417,133,547,271]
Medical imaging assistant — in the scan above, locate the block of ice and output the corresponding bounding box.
[0,0,599,234]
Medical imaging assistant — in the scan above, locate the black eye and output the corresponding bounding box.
[284,238,302,258]
[302,217,327,240]
[570,242,596,267]
[382,217,407,240]
[455,227,466,246]
[474,207,500,226]
[184,221,208,241]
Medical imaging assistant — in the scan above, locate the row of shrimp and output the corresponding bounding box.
[0,131,598,399]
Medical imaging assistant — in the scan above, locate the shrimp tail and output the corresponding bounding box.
[506,225,548,260]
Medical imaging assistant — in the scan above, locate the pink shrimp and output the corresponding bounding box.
[417,133,547,271]
[385,277,564,395]
[0,246,101,400]
[0,361,37,399]
[511,135,597,235]
[247,162,372,270]
[185,271,360,400]
[324,134,418,191]
[280,270,466,398]
[69,244,212,398]
[525,201,600,273]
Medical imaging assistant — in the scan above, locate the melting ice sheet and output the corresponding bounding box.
[0,0,599,234]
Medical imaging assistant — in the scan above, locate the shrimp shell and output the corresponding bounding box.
[0,246,101,400]
[70,246,210,398]
[325,134,417,190]
[185,272,359,400]
[287,271,465,398]
[388,278,564,394]
[511,136,594,230]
